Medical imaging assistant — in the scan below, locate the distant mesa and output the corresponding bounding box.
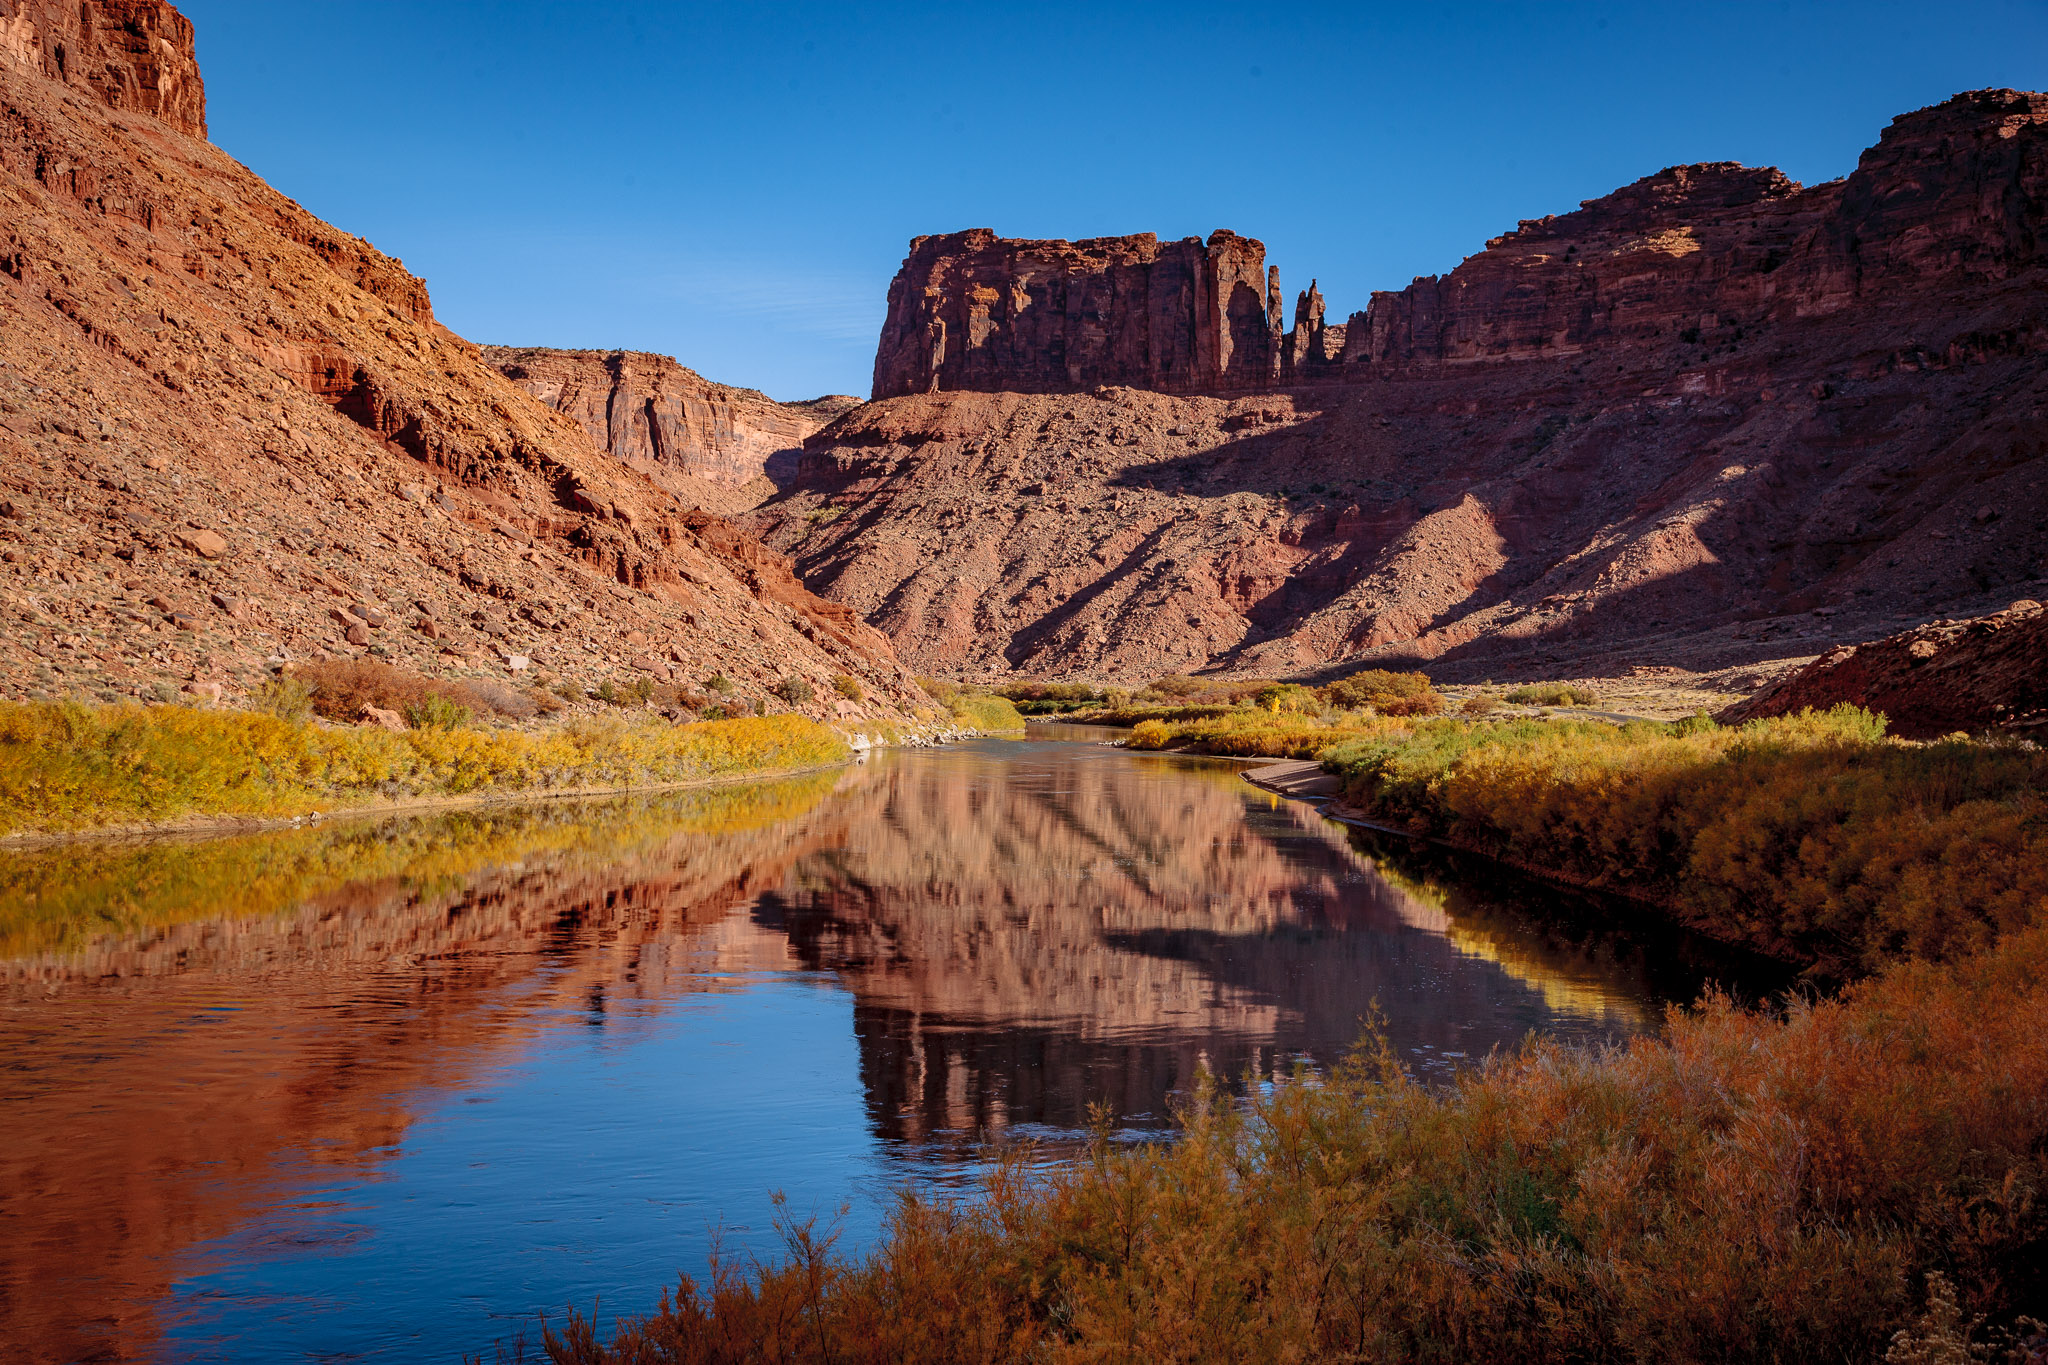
[871,228,1346,400]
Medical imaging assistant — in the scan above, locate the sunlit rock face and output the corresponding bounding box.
[772,90,2048,682]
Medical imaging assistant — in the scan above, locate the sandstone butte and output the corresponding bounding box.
[0,0,923,718]
[759,90,2048,685]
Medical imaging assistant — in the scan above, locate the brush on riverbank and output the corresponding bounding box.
[537,702,2048,1364]
[0,701,851,837]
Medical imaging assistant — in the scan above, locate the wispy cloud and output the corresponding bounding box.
[652,262,883,343]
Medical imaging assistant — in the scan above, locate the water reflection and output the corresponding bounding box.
[0,736,1777,1363]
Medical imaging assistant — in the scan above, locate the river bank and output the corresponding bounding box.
[0,689,1026,843]
[537,718,2048,1365]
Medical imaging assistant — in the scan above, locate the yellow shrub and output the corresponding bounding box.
[0,702,850,835]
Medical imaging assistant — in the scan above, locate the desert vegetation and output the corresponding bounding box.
[529,699,2048,1363]
[0,700,850,836]
[916,677,1027,733]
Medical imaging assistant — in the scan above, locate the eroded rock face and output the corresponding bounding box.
[871,228,1297,399]
[1724,601,2047,737]
[772,89,2048,681]
[487,346,857,503]
[0,1,917,706]
[0,0,204,138]
[1348,90,2048,369]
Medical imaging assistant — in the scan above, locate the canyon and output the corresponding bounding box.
[4,0,2045,705]
[764,89,2048,681]
[0,0,918,715]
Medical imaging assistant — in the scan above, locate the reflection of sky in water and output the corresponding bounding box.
[0,736,1777,1364]
[164,979,921,1363]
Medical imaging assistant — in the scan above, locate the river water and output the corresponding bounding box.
[0,728,1771,1362]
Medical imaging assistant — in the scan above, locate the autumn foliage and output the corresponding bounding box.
[538,703,2048,1363]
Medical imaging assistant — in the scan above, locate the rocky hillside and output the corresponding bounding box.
[765,90,2048,682]
[487,346,857,514]
[0,0,920,715]
[1726,599,2046,737]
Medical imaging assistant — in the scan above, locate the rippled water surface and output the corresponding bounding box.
[0,729,1772,1362]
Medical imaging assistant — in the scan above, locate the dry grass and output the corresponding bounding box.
[0,701,850,835]
[546,923,2048,1364]
[514,701,2048,1360]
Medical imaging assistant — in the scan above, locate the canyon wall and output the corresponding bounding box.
[487,346,858,498]
[0,0,915,709]
[1349,89,2048,368]
[770,89,2048,681]
[0,0,204,137]
[870,228,1348,400]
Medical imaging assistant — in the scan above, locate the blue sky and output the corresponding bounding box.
[180,1,2048,400]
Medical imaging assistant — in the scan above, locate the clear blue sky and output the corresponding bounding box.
[180,1,2048,401]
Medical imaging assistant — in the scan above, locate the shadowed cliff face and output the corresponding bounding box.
[486,347,859,513]
[0,740,1757,1361]
[769,90,2048,681]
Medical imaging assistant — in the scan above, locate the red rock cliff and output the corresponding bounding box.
[0,0,204,138]
[1349,89,2048,368]
[487,346,857,492]
[870,228,1303,399]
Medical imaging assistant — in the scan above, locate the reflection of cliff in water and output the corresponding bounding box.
[756,742,1745,1152]
[0,739,1776,1359]
[0,775,857,1365]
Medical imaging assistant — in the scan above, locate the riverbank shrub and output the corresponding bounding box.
[0,701,850,835]
[1321,667,1443,714]
[1321,705,2047,973]
[545,920,2048,1363]
[948,692,1026,733]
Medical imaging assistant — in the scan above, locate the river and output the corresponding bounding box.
[0,727,1775,1362]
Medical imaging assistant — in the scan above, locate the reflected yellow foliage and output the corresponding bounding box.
[0,770,843,962]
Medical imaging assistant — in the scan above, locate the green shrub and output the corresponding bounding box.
[402,694,471,731]
[949,693,1026,733]
[705,674,734,696]
[251,675,313,721]
[1503,682,1600,706]
[1321,668,1443,715]
[831,674,863,702]
[776,676,818,706]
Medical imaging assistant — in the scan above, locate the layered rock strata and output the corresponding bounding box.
[0,0,205,137]
[0,0,915,711]
[770,90,2048,680]
[487,346,857,509]
[872,228,1316,399]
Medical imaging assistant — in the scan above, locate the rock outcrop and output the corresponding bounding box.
[1348,90,2048,368]
[0,0,917,711]
[1724,600,2047,737]
[487,346,857,506]
[0,0,204,138]
[770,89,2048,681]
[871,228,1295,399]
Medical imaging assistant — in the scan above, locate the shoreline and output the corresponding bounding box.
[0,759,862,851]
[1233,757,1788,970]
